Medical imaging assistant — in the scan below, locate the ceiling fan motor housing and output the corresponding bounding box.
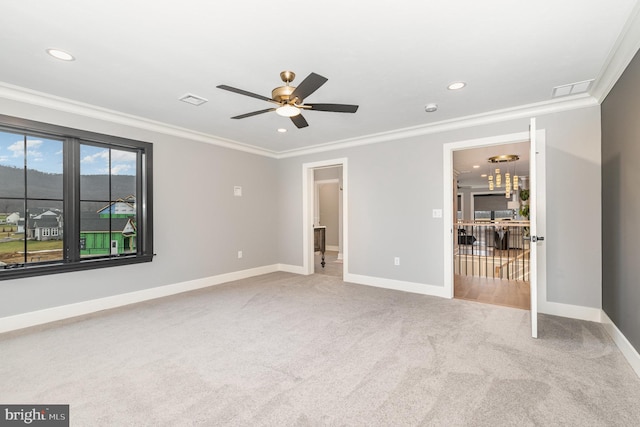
[272,85,297,104]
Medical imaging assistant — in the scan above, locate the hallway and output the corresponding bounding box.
[454,274,530,310]
[314,250,342,279]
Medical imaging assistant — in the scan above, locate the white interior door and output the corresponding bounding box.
[529,118,539,338]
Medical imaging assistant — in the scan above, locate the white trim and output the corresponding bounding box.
[0,264,280,334]
[591,1,640,102]
[326,245,339,252]
[277,263,307,275]
[443,130,533,299]
[302,159,348,276]
[1,81,600,161]
[601,311,640,379]
[344,273,450,299]
[0,82,277,158]
[538,301,602,323]
[1,262,629,359]
[277,96,596,159]
[444,128,548,333]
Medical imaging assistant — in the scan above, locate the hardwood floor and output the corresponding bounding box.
[454,274,530,310]
[314,250,343,278]
[314,251,529,310]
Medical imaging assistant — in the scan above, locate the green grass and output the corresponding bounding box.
[0,240,63,253]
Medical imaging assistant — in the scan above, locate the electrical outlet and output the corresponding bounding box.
[237,250,243,259]
[394,257,400,266]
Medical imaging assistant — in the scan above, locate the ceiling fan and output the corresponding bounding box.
[216,71,359,129]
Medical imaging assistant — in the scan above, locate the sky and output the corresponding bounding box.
[0,130,136,175]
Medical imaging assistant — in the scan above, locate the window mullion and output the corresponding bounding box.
[136,150,144,255]
[64,138,80,262]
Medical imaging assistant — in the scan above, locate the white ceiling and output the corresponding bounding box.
[1,1,638,157]
[454,142,530,188]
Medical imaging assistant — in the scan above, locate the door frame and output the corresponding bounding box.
[302,158,348,275]
[442,130,546,301]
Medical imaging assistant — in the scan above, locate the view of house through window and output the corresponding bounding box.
[0,117,153,279]
[80,143,138,258]
[0,131,64,265]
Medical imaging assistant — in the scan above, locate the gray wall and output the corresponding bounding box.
[278,106,602,308]
[601,49,640,353]
[0,99,279,317]
[0,98,603,319]
[319,183,339,247]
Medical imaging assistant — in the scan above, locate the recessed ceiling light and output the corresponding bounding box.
[46,48,75,61]
[447,81,466,90]
[424,103,438,113]
[277,128,287,133]
[481,174,487,177]
[472,165,480,169]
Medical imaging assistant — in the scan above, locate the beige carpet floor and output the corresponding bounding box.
[1,272,640,426]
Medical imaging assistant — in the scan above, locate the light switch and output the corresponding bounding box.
[234,186,242,197]
[432,209,443,218]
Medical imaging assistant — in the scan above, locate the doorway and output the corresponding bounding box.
[302,158,348,278]
[443,128,546,316]
[454,144,531,310]
[314,175,342,278]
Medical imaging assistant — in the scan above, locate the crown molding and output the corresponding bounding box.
[591,1,640,103]
[275,94,598,159]
[0,82,279,159]
[0,81,598,161]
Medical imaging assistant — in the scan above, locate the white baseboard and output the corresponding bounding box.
[0,264,281,334]
[326,245,339,252]
[344,273,450,299]
[277,263,307,275]
[538,300,602,322]
[601,311,640,379]
[5,263,635,384]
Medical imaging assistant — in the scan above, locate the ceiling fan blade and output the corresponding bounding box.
[290,114,309,129]
[306,103,359,113]
[231,108,276,119]
[217,85,278,104]
[290,73,328,102]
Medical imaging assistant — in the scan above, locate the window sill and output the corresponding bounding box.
[0,254,154,281]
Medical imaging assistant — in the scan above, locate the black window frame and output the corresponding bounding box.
[0,114,154,280]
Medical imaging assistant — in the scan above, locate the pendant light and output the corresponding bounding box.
[487,154,519,198]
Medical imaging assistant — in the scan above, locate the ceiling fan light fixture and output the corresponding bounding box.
[276,104,301,117]
[46,48,75,61]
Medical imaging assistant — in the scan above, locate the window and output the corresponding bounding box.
[473,194,513,221]
[0,114,153,280]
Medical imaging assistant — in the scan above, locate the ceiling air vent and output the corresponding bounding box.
[179,93,208,106]
[551,79,594,98]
